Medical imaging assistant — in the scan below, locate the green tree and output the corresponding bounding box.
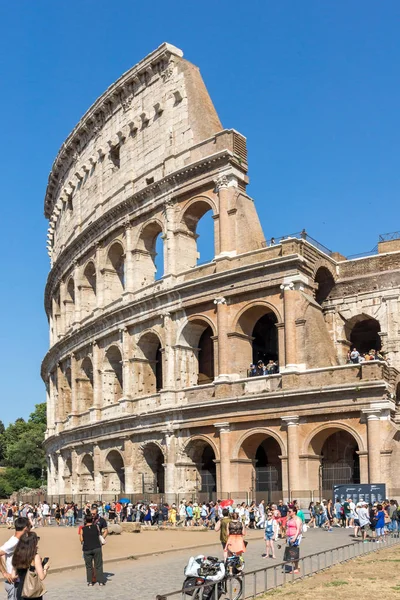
[0,403,47,496]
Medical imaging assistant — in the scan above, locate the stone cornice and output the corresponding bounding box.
[44,149,242,315]
[44,43,183,218]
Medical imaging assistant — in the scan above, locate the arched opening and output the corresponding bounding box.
[136,222,164,287]
[185,439,217,497]
[104,242,125,304]
[81,262,96,317]
[177,200,215,271]
[309,428,360,495]
[137,332,163,394]
[65,277,75,329]
[59,365,72,419]
[103,450,125,493]
[52,288,61,338]
[314,267,335,305]
[79,454,94,494]
[142,443,165,493]
[78,357,94,412]
[178,319,215,387]
[103,346,123,404]
[238,432,283,501]
[252,313,279,367]
[235,305,280,377]
[349,318,381,355]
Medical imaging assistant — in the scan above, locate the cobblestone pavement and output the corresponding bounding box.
[44,527,362,600]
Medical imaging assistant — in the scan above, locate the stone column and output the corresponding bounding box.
[57,452,65,496]
[121,328,132,398]
[363,409,382,483]
[70,354,78,426]
[215,297,230,380]
[214,422,231,496]
[70,448,79,495]
[163,199,176,276]
[93,444,103,496]
[47,374,56,436]
[95,243,104,311]
[161,312,175,389]
[90,341,102,422]
[281,416,300,498]
[214,174,237,258]
[163,430,177,504]
[124,223,135,293]
[123,438,134,494]
[280,283,297,369]
[73,263,81,324]
[59,279,66,335]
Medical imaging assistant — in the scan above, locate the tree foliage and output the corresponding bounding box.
[0,404,47,497]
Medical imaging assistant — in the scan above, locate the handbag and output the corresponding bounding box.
[99,534,106,545]
[302,524,308,533]
[21,567,46,598]
[283,544,300,562]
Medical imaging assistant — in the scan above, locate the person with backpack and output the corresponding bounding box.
[79,515,105,586]
[215,509,231,559]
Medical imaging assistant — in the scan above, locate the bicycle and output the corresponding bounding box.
[183,554,243,600]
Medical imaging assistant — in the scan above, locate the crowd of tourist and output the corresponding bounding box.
[248,360,279,377]
[0,495,398,594]
[347,347,385,364]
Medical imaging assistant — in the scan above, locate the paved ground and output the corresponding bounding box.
[40,527,362,600]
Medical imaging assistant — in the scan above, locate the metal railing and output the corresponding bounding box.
[261,230,333,257]
[379,231,400,242]
[155,533,400,599]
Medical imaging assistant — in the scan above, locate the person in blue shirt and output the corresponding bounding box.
[374,504,386,543]
[186,502,194,526]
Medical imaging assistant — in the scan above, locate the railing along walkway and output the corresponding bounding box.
[155,533,400,600]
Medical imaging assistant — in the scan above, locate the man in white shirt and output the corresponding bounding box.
[358,501,370,542]
[0,517,30,600]
[42,501,50,526]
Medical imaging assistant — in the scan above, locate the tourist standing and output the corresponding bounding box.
[79,515,105,586]
[263,509,279,559]
[11,531,49,600]
[257,500,265,528]
[285,506,302,574]
[225,512,246,556]
[0,517,31,600]
[357,501,370,542]
[375,504,386,543]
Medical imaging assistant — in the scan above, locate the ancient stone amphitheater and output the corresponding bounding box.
[42,43,400,503]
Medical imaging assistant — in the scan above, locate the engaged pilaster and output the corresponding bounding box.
[214,422,231,495]
[363,409,382,483]
[281,416,300,497]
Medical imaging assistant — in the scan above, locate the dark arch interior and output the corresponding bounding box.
[321,431,360,490]
[255,437,282,492]
[144,444,165,493]
[350,319,381,354]
[155,343,163,391]
[200,445,216,493]
[107,451,125,490]
[198,326,214,383]
[252,313,278,365]
[315,267,335,305]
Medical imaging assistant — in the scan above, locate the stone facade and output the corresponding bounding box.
[42,43,400,503]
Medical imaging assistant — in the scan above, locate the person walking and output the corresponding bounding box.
[358,501,370,542]
[375,504,386,543]
[11,531,49,600]
[79,515,105,586]
[225,512,247,557]
[214,509,231,560]
[0,517,31,600]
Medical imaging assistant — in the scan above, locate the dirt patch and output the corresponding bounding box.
[263,544,400,600]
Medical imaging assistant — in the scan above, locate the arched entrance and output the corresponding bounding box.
[235,305,280,376]
[252,314,278,366]
[178,319,215,387]
[349,318,381,354]
[137,332,163,394]
[104,242,125,303]
[309,427,360,496]
[103,346,123,404]
[79,454,95,494]
[81,262,97,316]
[185,439,217,498]
[78,357,94,412]
[177,200,215,270]
[238,432,283,502]
[314,267,335,305]
[103,450,125,494]
[142,443,165,493]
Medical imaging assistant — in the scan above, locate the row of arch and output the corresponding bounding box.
[58,426,365,495]
[53,304,383,418]
[51,199,216,335]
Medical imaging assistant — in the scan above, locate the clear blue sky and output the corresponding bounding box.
[1,1,399,424]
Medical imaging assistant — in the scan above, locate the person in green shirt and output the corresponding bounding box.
[193,503,201,525]
[215,509,232,560]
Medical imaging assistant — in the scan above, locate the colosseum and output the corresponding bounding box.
[42,43,400,504]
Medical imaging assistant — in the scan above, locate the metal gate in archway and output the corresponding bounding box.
[321,462,360,491]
